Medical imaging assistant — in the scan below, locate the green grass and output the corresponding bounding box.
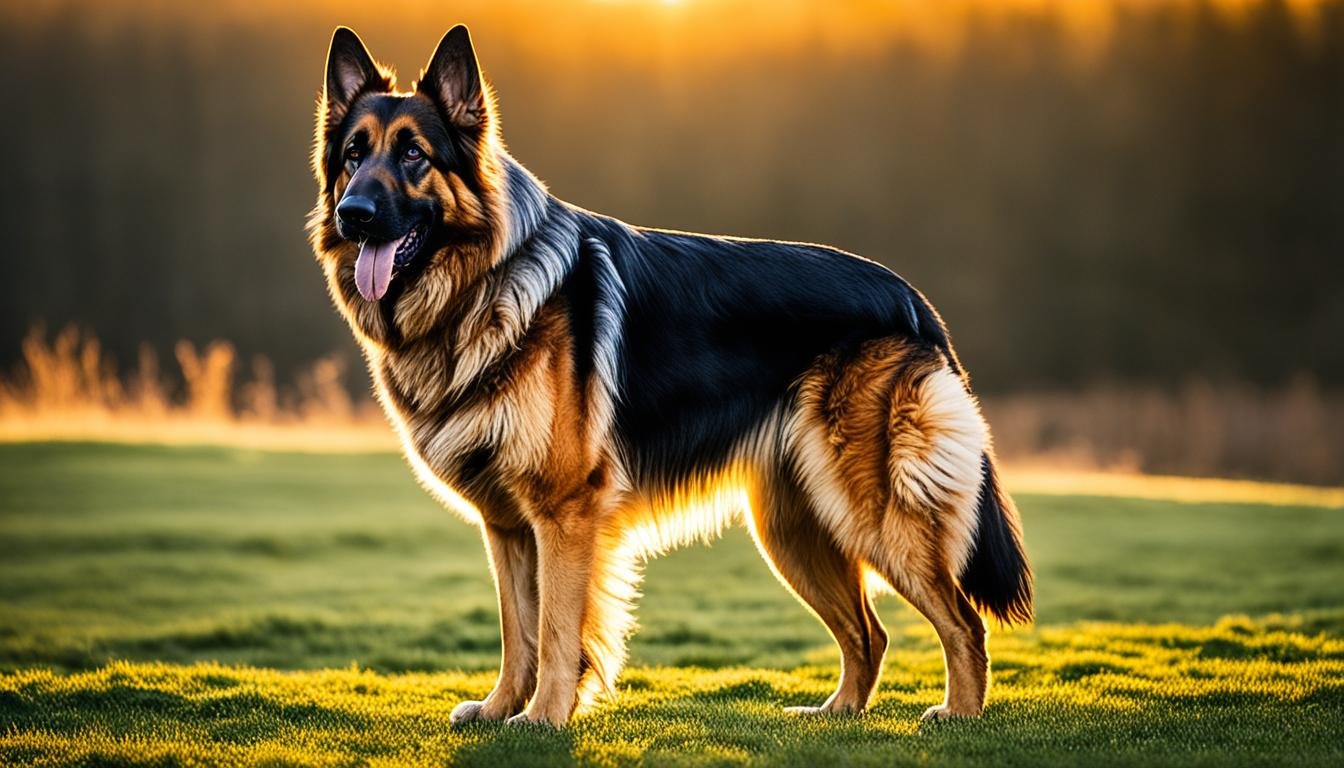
[1,441,1342,766]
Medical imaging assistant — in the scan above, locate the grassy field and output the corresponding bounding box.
[1,442,1342,766]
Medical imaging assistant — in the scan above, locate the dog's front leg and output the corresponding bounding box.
[506,507,597,727]
[451,523,539,724]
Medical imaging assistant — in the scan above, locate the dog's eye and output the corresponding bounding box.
[344,146,361,163]
[403,145,423,162]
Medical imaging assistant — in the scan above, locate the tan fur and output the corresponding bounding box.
[311,47,1011,727]
[743,472,888,714]
[787,340,992,717]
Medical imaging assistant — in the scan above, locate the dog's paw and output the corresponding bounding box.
[504,710,564,728]
[920,704,979,723]
[784,703,863,717]
[450,700,487,725]
[783,705,827,717]
[451,700,513,725]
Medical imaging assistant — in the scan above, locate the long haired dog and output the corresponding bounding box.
[309,26,1032,726]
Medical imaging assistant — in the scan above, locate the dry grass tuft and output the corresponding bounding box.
[0,326,393,451]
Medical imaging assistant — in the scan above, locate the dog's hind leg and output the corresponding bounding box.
[790,339,993,720]
[870,359,991,721]
[871,540,988,720]
[451,523,539,724]
[746,469,888,714]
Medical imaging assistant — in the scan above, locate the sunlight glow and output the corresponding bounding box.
[1004,467,1344,509]
[45,1,1338,64]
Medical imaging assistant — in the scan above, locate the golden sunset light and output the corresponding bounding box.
[2,0,1341,765]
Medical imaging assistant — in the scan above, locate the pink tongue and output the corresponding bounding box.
[354,235,406,302]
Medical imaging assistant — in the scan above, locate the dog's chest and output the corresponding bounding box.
[374,341,557,499]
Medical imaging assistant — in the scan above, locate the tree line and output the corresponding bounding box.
[1,0,1339,394]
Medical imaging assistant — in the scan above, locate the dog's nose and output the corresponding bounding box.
[337,195,377,225]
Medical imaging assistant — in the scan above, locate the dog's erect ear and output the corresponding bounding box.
[322,27,391,128]
[418,25,488,130]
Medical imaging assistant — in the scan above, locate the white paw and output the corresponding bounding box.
[920,704,979,723]
[505,710,563,728]
[450,700,487,725]
[784,703,862,716]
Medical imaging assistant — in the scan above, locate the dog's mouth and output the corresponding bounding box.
[353,221,428,302]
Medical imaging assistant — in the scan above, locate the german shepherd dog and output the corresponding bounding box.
[308,26,1032,727]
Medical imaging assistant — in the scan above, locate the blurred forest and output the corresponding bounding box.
[0,1,1340,400]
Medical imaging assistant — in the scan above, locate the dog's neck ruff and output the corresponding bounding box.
[441,154,580,396]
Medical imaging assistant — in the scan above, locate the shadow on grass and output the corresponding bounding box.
[0,683,372,745]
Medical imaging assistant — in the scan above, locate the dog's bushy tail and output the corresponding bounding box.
[958,453,1033,626]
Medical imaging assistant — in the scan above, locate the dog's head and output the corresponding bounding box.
[310,26,506,340]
